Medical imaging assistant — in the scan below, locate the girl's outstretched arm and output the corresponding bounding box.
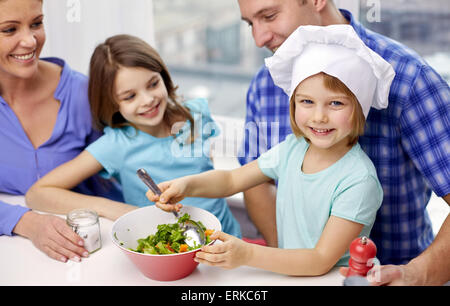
[25,150,136,220]
[149,160,271,210]
[189,160,270,197]
[196,216,364,276]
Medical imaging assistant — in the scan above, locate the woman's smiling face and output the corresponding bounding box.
[0,0,45,80]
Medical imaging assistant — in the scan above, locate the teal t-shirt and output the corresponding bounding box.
[257,134,383,266]
[86,98,241,238]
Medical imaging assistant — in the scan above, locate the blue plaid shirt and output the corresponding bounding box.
[238,10,450,265]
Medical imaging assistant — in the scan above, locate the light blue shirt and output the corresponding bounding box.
[86,98,241,237]
[257,134,383,266]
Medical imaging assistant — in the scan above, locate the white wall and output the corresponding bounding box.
[41,0,154,75]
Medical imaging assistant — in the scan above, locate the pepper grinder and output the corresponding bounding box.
[347,236,377,277]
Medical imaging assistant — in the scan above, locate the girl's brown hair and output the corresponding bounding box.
[88,34,194,141]
[289,72,365,147]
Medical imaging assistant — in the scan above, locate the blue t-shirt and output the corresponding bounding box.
[257,135,383,266]
[87,98,241,237]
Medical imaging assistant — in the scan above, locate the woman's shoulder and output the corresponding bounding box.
[42,57,86,78]
[39,58,62,77]
[42,57,88,93]
[35,59,63,99]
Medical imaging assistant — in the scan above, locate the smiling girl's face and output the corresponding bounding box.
[0,0,45,80]
[114,66,170,138]
[292,73,357,153]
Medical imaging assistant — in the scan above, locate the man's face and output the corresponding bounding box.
[238,0,322,52]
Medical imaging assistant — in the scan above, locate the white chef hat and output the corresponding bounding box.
[265,25,395,118]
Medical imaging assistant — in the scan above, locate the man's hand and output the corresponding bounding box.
[339,264,421,286]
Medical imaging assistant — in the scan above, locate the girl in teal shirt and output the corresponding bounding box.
[147,25,395,276]
[25,34,241,238]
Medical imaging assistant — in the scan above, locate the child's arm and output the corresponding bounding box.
[147,160,271,210]
[25,150,136,220]
[188,160,270,197]
[196,216,364,276]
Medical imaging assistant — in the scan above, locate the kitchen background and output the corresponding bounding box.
[41,0,449,239]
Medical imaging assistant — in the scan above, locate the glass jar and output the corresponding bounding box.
[67,209,102,254]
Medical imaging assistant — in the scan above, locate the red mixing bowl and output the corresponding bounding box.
[111,205,221,281]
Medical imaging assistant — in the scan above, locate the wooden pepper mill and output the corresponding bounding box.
[347,236,377,277]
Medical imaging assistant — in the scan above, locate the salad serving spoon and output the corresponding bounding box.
[137,168,206,248]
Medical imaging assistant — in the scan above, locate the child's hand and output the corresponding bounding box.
[194,231,253,269]
[145,180,186,212]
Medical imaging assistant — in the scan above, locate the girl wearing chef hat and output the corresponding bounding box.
[149,25,395,275]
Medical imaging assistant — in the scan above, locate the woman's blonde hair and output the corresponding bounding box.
[88,34,195,141]
[289,72,365,147]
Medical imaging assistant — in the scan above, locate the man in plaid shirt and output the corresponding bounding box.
[237,0,449,285]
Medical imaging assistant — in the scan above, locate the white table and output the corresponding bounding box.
[0,193,344,286]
